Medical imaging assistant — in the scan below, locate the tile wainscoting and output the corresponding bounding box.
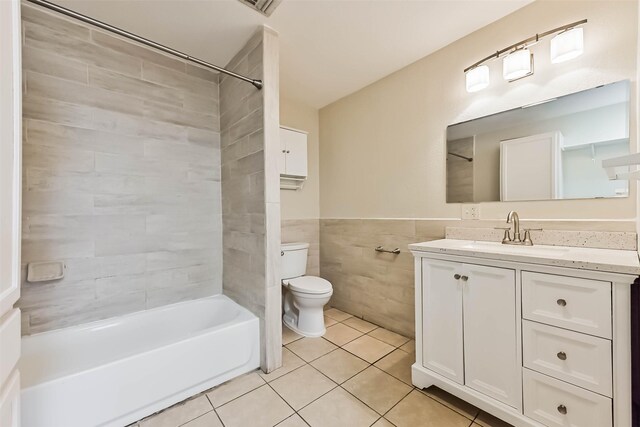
[320,218,637,338]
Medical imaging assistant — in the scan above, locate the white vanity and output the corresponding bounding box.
[410,238,639,427]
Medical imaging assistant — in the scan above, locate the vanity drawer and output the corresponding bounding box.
[523,321,612,397]
[522,272,612,338]
[523,368,612,427]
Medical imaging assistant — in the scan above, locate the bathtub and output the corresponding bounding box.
[19,295,260,427]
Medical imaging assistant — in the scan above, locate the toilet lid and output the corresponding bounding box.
[287,276,332,294]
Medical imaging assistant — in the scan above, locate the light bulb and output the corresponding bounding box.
[551,27,584,64]
[503,48,532,81]
[465,65,490,93]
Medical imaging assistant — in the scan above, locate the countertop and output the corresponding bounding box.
[409,239,640,276]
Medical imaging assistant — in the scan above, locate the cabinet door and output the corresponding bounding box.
[463,264,519,408]
[278,128,287,175]
[282,128,307,177]
[421,258,464,384]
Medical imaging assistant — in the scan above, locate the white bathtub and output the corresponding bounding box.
[19,295,260,427]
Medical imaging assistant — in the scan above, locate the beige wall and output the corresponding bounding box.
[280,97,320,220]
[319,0,638,221]
[19,4,222,334]
[318,0,638,336]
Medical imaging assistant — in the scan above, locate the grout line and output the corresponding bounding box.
[209,370,267,411]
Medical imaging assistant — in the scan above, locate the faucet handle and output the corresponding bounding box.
[522,228,543,246]
[494,227,512,244]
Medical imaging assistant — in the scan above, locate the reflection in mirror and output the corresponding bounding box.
[446,80,630,203]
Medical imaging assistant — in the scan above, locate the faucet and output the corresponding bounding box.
[506,211,521,243]
[496,211,542,246]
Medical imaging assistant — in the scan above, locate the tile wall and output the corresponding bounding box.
[220,27,282,372]
[19,3,222,334]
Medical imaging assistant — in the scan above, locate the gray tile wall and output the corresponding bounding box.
[19,3,222,334]
[220,27,282,372]
[320,218,637,338]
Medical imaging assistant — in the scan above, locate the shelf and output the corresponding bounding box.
[561,138,628,152]
[280,175,306,190]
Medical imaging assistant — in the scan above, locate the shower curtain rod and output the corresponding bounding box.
[26,0,264,90]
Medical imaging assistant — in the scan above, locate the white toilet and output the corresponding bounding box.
[281,242,333,337]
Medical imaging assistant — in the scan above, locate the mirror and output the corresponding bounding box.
[446,80,630,203]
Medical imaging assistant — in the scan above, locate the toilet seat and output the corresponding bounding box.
[286,276,332,295]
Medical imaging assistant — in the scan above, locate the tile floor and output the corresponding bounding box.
[132,308,513,427]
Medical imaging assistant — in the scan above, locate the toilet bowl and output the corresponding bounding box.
[281,242,333,337]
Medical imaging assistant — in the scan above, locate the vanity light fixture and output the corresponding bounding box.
[463,19,587,92]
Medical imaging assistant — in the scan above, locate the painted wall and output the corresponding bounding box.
[18,4,222,334]
[318,0,638,337]
[319,0,638,221]
[220,27,282,372]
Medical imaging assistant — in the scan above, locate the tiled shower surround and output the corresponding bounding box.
[221,27,282,371]
[19,4,222,334]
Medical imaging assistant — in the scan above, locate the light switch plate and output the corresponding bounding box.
[461,204,480,220]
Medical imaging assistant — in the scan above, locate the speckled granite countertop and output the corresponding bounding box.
[409,239,640,276]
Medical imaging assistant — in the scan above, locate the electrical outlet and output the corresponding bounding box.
[461,204,480,220]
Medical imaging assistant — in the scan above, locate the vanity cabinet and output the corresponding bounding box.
[422,259,519,407]
[411,242,637,427]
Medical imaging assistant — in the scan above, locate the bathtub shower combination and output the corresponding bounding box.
[12,0,278,425]
[20,296,259,427]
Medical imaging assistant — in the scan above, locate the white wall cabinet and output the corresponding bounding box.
[279,127,307,178]
[413,247,635,427]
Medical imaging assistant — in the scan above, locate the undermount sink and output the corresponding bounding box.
[460,241,572,258]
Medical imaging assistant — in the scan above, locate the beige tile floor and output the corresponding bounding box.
[132,308,514,427]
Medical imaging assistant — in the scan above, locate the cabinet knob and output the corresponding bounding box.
[454,274,461,280]
[282,149,286,153]
[557,298,567,307]
[557,351,567,361]
[286,150,290,153]
[557,404,567,415]
[461,275,469,282]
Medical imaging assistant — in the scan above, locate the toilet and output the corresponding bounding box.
[281,242,333,337]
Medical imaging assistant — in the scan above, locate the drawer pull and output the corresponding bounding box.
[454,274,461,280]
[461,275,469,282]
[557,404,568,415]
[557,298,567,307]
[557,351,567,361]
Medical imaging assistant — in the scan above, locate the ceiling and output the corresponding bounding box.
[56,0,533,108]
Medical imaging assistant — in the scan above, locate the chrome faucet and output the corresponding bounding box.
[496,211,542,246]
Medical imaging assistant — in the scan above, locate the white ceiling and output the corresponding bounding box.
[57,0,532,108]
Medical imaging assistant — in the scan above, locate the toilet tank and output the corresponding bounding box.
[281,242,309,280]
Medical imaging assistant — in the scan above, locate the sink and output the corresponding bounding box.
[460,241,571,258]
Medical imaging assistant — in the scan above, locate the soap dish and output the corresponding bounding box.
[27,261,65,282]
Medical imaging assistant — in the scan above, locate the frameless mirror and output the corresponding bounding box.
[446,80,630,203]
